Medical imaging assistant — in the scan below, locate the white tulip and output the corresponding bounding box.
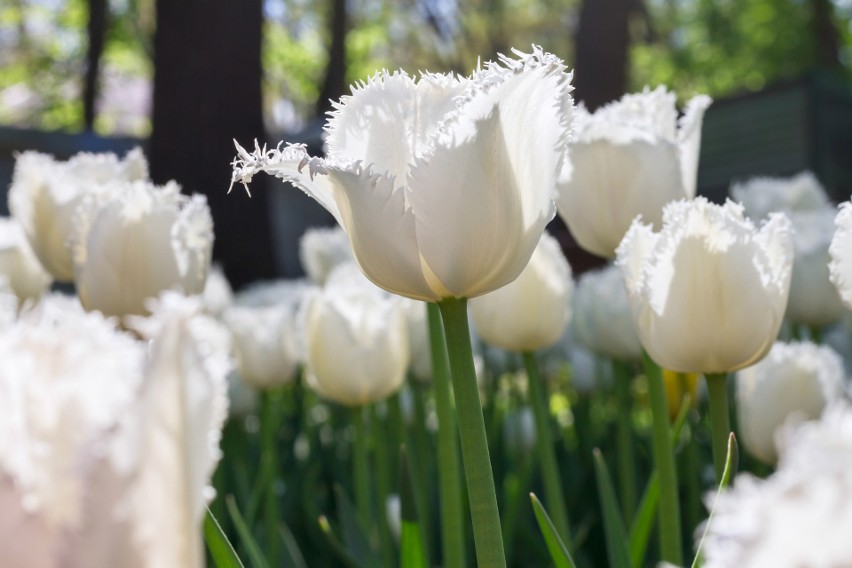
[701,402,852,568]
[299,225,354,285]
[303,263,409,406]
[572,263,641,362]
[0,217,51,302]
[616,198,793,374]
[71,180,213,318]
[503,407,537,456]
[736,341,844,464]
[232,47,573,302]
[784,209,846,326]
[557,87,711,258]
[227,372,260,418]
[829,202,852,310]
[400,299,433,382]
[202,264,234,317]
[224,303,301,390]
[731,171,830,221]
[8,148,148,281]
[0,292,229,568]
[470,233,572,352]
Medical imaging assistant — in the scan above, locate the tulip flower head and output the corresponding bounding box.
[736,341,844,464]
[299,225,354,285]
[557,87,711,258]
[71,180,214,319]
[700,402,852,568]
[616,198,793,374]
[8,148,148,282]
[0,217,52,303]
[232,47,573,302]
[202,264,234,318]
[731,171,830,221]
[784,209,845,327]
[303,263,409,406]
[470,232,572,352]
[572,263,642,362]
[829,202,852,311]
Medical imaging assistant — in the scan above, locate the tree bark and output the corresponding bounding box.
[150,0,275,288]
[84,0,107,131]
[573,0,633,111]
[812,0,842,69]
[316,0,348,117]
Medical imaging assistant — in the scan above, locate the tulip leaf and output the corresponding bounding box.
[691,433,738,568]
[530,493,578,568]
[278,523,308,568]
[204,506,246,568]
[225,495,270,568]
[593,449,632,568]
[628,471,659,568]
[333,484,381,567]
[400,449,428,568]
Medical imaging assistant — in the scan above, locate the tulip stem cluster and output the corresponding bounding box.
[705,373,732,482]
[438,297,506,568]
[522,350,573,550]
[612,361,637,523]
[643,352,683,566]
[260,390,281,562]
[427,303,467,568]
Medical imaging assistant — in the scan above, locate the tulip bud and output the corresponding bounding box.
[202,264,234,318]
[400,299,432,382]
[557,87,711,258]
[299,225,354,285]
[572,263,641,362]
[71,181,213,319]
[663,369,699,421]
[829,202,852,311]
[303,263,409,406]
[736,341,844,464]
[617,198,793,374]
[503,407,537,456]
[470,233,572,352]
[8,148,148,281]
[731,171,830,221]
[0,217,51,303]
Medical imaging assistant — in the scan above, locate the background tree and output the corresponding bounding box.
[149,0,275,288]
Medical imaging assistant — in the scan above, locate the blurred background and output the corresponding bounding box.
[2,0,852,286]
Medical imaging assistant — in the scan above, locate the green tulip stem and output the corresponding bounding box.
[260,390,280,564]
[522,350,573,549]
[438,298,506,568]
[643,352,683,566]
[612,360,637,524]
[371,405,395,567]
[427,302,467,568]
[705,373,731,482]
[351,405,372,530]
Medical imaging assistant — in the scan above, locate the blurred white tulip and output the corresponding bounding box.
[8,148,148,281]
[226,372,260,419]
[386,494,402,542]
[0,218,51,302]
[202,264,234,318]
[731,171,830,221]
[470,233,572,352]
[224,303,302,390]
[784,209,846,327]
[400,299,433,382]
[557,87,711,258]
[617,198,793,373]
[299,225,354,285]
[232,47,573,302]
[0,291,229,568]
[503,407,537,456]
[71,181,213,319]
[701,402,852,568]
[829,202,852,310]
[737,341,845,464]
[572,263,641,362]
[303,263,409,406]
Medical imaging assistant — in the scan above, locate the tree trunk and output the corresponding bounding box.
[812,0,842,69]
[84,0,107,131]
[150,0,275,288]
[316,0,348,117]
[573,0,632,111]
